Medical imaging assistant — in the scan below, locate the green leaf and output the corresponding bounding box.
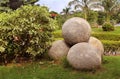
[0,46,5,52]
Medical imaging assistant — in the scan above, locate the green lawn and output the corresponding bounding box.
[0,56,120,79]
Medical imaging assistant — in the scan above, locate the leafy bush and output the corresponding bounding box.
[0,5,58,63]
[102,22,114,31]
[52,30,62,38]
[112,12,120,23]
[56,15,66,29]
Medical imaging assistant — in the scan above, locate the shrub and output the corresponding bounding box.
[102,22,114,31]
[52,30,62,38]
[0,5,58,63]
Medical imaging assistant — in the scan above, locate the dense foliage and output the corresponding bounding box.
[97,12,106,25]
[0,0,38,12]
[87,11,98,27]
[101,0,120,22]
[68,0,100,20]
[102,22,114,31]
[0,5,58,63]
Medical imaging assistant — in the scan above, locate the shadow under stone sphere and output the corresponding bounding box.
[89,37,104,56]
[62,17,91,45]
[48,40,70,60]
[67,43,101,70]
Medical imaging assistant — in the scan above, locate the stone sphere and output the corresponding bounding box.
[62,17,91,45]
[89,37,104,56]
[48,40,70,60]
[67,43,101,70]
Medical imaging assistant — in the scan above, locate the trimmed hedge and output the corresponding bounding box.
[101,40,120,52]
[92,33,120,41]
[53,30,120,52]
[53,30,120,41]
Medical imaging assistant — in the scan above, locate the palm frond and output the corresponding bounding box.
[68,0,80,6]
[88,1,101,8]
[60,7,71,15]
[75,4,83,10]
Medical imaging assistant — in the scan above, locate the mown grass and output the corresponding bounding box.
[0,56,120,79]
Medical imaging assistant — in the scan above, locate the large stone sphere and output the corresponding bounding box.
[62,17,91,45]
[67,43,101,70]
[48,40,70,60]
[89,37,104,56]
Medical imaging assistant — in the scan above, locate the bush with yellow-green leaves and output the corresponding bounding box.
[0,5,58,63]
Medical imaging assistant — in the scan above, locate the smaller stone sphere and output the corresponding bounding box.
[89,37,104,56]
[48,40,70,60]
[62,17,91,45]
[67,43,101,70]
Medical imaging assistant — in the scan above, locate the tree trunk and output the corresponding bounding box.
[106,12,111,23]
[83,7,89,20]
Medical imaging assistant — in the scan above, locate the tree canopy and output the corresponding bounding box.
[0,0,39,12]
[100,0,120,22]
[68,0,101,19]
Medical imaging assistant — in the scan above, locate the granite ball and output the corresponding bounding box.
[48,40,70,60]
[89,37,104,56]
[62,17,91,45]
[67,43,101,70]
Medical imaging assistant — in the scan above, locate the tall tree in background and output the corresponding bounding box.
[100,0,120,22]
[68,0,101,19]
[0,0,38,12]
[60,7,72,15]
